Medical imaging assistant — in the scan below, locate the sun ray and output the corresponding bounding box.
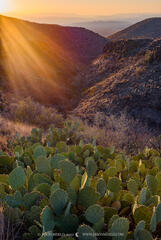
[0,15,76,103]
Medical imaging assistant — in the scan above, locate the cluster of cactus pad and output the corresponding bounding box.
[0,122,161,239]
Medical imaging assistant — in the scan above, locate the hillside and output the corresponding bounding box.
[73,38,161,129]
[109,18,161,40]
[0,15,107,108]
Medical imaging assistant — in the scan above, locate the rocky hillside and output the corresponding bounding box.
[73,39,161,129]
[0,15,107,108]
[109,18,161,40]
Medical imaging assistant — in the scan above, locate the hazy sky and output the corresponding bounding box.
[3,0,161,17]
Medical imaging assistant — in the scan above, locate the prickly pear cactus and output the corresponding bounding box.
[134,220,145,239]
[34,146,47,159]
[133,206,153,227]
[110,217,129,240]
[145,175,158,194]
[9,166,26,190]
[97,178,106,198]
[107,177,121,193]
[78,187,100,208]
[50,154,66,169]
[127,179,138,196]
[135,229,153,240]
[5,191,22,208]
[139,187,151,205]
[59,160,77,183]
[77,224,97,240]
[86,158,97,177]
[41,206,55,232]
[50,189,68,215]
[34,156,51,175]
[85,204,104,224]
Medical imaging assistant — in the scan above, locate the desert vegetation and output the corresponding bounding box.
[0,119,161,240]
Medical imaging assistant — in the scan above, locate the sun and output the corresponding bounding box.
[0,1,9,13]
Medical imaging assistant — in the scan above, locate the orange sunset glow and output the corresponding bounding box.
[2,0,161,18]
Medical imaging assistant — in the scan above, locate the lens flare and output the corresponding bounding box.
[0,1,9,13]
[0,15,77,104]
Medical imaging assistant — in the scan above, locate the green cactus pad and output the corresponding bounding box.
[150,202,161,232]
[34,145,47,159]
[56,214,79,233]
[110,217,129,240]
[70,175,81,192]
[77,224,97,240]
[59,160,77,183]
[50,154,66,169]
[34,156,51,174]
[139,187,151,205]
[145,195,159,207]
[34,183,51,197]
[85,204,104,224]
[9,166,26,190]
[23,192,42,210]
[5,191,22,208]
[51,183,60,194]
[155,157,161,170]
[106,167,117,177]
[67,186,77,205]
[108,215,119,231]
[107,177,121,193]
[145,175,158,194]
[0,174,9,185]
[33,173,53,185]
[86,158,97,177]
[134,220,145,239]
[41,206,55,232]
[97,178,106,198]
[78,187,100,208]
[104,207,117,224]
[135,229,153,240]
[24,205,41,225]
[133,206,153,227]
[50,189,68,215]
[156,172,161,190]
[127,179,138,196]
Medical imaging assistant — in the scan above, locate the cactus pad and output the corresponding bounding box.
[107,177,121,193]
[9,166,26,190]
[50,189,68,215]
[59,160,77,183]
[78,187,100,208]
[85,204,104,224]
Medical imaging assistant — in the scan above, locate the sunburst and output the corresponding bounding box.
[0,1,9,13]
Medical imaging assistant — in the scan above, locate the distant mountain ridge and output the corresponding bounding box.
[71,20,131,37]
[109,18,161,40]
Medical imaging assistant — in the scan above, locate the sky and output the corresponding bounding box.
[1,0,161,24]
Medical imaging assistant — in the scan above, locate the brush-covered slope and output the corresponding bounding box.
[109,18,161,40]
[73,39,161,128]
[0,15,107,108]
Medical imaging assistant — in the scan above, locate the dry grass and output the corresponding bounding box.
[6,97,64,129]
[71,112,157,154]
[0,116,34,151]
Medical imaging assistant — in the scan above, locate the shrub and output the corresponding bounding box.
[71,112,156,154]
[8,97,64,129]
